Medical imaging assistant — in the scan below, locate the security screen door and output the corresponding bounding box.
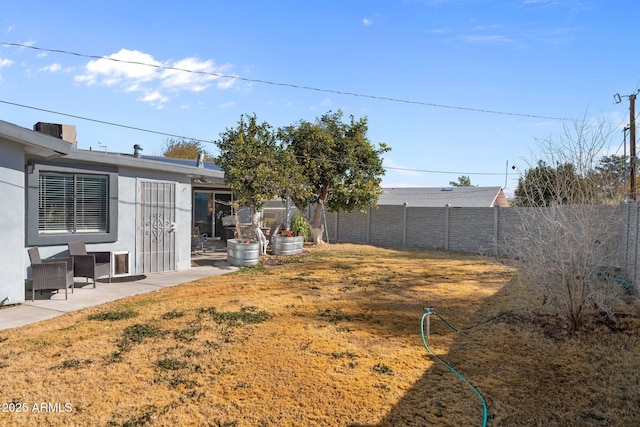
[138,181,176,273]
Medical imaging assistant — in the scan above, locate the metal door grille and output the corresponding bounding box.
[138,181,176,273]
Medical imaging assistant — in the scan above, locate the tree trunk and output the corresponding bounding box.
[311,200,325,244]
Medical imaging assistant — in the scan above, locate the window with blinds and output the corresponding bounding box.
[39,172,108,233]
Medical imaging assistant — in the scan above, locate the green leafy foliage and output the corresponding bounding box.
[513,160,590,207]
[214,110,389,242]
[449,175,473,187]
[279,110,390,237]
[215,114,303,212]
[290,213,312,240]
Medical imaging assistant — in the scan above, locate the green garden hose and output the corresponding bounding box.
[595,272,633,291]
[421,308,488,427]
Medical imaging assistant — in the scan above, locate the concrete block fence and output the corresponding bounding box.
[321,204,640,287]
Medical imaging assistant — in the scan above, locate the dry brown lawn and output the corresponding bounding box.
[1,243,639,426]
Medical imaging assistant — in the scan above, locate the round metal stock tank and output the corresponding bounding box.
[271,236,304,255]
[226,239,260,266]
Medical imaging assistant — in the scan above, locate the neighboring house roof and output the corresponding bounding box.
[379,187,509,207]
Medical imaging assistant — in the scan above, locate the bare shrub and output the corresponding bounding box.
[509,204,625,331]
[507,112,629,331]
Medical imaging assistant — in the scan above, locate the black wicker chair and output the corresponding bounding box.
[28,247,74,301]
[67,241,112,287]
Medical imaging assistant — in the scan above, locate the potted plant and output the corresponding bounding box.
[225,201,261,266]
[271,214,309,255]
[272,230,304,255]
[290,213,312,241]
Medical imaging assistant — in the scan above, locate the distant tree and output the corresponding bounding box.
[514,154,628,207]
[279,110,390,244]
[512,160,588,207]
[593,154,628,200]
[162,138,213,160]
[449,175,472,187]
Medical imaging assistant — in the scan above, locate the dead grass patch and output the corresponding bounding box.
[0,243,639,426]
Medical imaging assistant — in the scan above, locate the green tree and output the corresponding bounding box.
[593,154,628,200]
[162,138,213,160]
[449,175,472,187]
[215,114,303,219]
[279,110,390,243]
[514,160,597,207]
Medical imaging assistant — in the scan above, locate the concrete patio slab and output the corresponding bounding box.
[0,259,238,331]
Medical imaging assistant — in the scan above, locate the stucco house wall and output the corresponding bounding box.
[31,167,195,274]
[0,141,28,305]
[0,119,224,306]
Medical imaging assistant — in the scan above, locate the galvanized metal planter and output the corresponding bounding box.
[271,235,304,255]
[226,239,260,266]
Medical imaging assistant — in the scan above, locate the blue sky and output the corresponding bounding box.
[1,0,638,195]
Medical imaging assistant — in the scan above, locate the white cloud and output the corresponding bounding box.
[40,63,61,72]
[310,98,332,110]
[139,91,169,103]
[138,91,169,110]
[161,57,214,92]
[75,48,236,107]
[219,101,236,109]
[75,49,159,86]
[39,63,74,73]
[362,17,374,26]
[457,34,513,44]
[0,58,13,68]
[216,75,236,89]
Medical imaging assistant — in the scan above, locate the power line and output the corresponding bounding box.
[293,154,504,176]
[0,98,213,145]
[2,41,575,122]
[0,98,506,177]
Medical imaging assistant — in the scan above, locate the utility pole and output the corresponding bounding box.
[623,126,629,200]
[615,91,638,201]
[630,93,637,201]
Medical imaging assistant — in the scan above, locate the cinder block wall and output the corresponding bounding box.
[324,204,640,287]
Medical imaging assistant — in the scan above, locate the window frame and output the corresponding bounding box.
[38,172,109,234]
[27,162,118,246]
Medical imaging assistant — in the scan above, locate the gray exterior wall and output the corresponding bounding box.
[0,141,27,306]
[0,119,223,306]
[1,158,197,305]
[31,167,193,275]
[325,204,640,286]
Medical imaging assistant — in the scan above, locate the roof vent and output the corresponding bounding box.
[196,152,205,168]
[133,144,143,158]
